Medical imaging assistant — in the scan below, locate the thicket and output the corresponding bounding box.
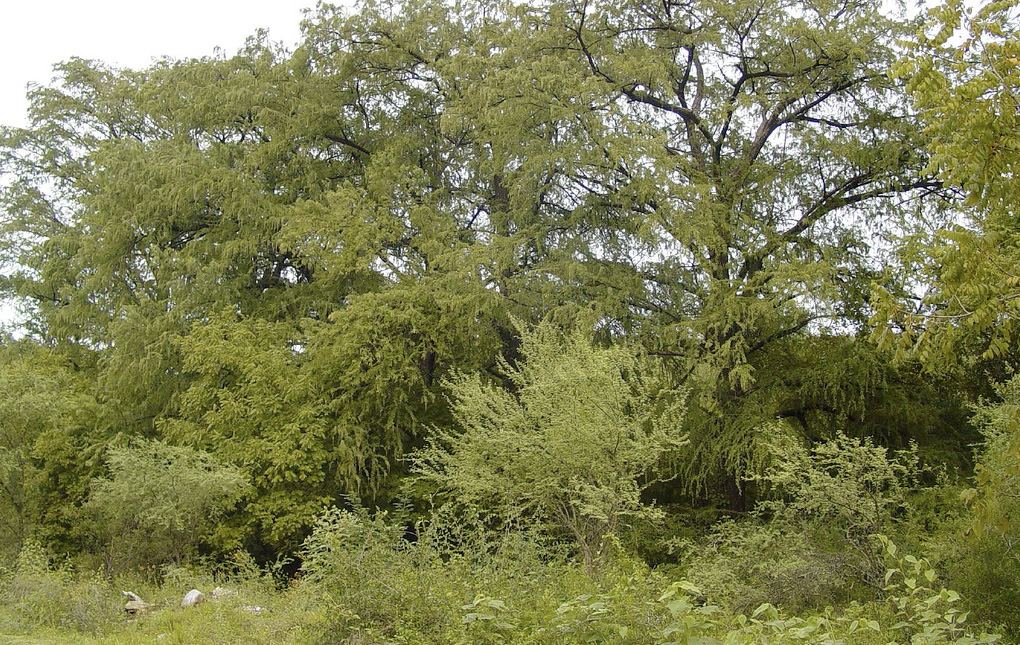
[2,0,1020,640]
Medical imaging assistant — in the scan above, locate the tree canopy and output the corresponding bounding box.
[0,0,994,557]
[877,0,1020,369]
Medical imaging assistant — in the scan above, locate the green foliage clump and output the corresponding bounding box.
[681,433,922,612]
[0,345,96,563]
[924,375,1020,637]
[297,502,1001,644]
[298,504,674,644]
[0,541,120,636]
[411,320,687,568]
[86,439,248,573]
[0,521,1003,645]
[878,536,1001,645]
[877,0,1020,369]
[162,312,351,553]
[964,375,1020,540]
[763,433,920,578]
[299,505,466,643]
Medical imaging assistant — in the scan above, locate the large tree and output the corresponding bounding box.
[0,0,944,551]
[0,23,511,551]
[450,0,938,492]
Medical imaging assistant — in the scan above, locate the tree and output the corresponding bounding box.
[0,0,943,556]
[0,23,510,551]
[456,0,936,493]
[412,320,687,568]
[87,439,248,572]
[876,0,1020,369]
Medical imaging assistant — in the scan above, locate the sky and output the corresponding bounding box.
[1,0,317,332]
[1,0,314,129]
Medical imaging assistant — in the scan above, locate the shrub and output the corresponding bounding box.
[0,350,92,564]
[0,541,120,635]
[87,439,249,574]
[411,320,687,569]
[681,433,923,612]
[299,506,467,643]
[878,536,1001,644]
[298,504,668,644]
[930,375,1020,637]
[760,432,921,586]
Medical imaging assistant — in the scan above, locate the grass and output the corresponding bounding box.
[0,589,321,644]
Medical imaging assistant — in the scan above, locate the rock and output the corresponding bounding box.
[241,605,268,616]
[180,589,205,608]
[210,586,235,600]
[121,590,144,602]
[124,600,151,615]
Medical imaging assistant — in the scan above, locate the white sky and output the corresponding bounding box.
[1,1,318,333]
[1,0,314,129]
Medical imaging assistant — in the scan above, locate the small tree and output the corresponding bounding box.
[411,321,687,568]
[0,347,90,564]
[87,439,248,573]
[760,432,919,586]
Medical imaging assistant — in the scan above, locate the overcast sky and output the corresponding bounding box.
[1,0,314,128]
[1,1,318,332]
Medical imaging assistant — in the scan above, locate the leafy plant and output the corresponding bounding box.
[87,439,249,573]
[878,0,1020,369]
[935,375,1020,636]
[461,595,516,643]
[681,433,924,613]
[411,320,687,569]
[879,536,1000,644]
[760,432,920,586]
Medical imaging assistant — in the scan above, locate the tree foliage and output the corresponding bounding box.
[1,0,1019,637]
[451,0,935,486]
[877,0,1020,368]
[87,439,248,571]
[412,321,687,568]
[0,344,93,561]
[0,0,979,558]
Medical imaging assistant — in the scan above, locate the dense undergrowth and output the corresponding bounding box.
[2,439,1015,645]
[3,329,1020,643]
[0,513,1008,644]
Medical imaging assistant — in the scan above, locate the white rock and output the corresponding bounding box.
[122,590,144,602]
[241,605,268,615]
[180,589,205,608]
[210,586,236,600]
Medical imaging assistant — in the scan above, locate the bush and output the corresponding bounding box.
[0,541,120,635]
[299,506,468,643]
[0,349,93,564]
[878,536,1001,645]
[411,320,687,569]
[926,375,1020,637]
[86,439,249,574]
[298,504,672,644]
[762,432,921,585]
[680,433,924,612]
